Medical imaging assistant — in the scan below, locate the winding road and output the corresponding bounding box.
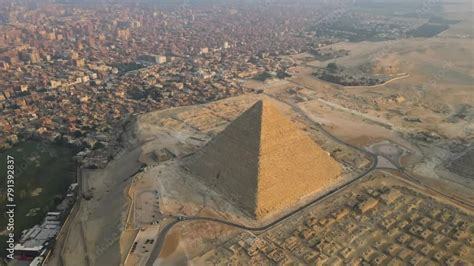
[144,96,379,265]
[143,94,473,265]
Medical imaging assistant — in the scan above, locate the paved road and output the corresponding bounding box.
[144,95,473,264]
[283,81,474,210]
[317,98,393,129]
[146,162,377,266]
[145,96,379,265]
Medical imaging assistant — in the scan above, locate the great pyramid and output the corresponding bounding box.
[185,99,341,219]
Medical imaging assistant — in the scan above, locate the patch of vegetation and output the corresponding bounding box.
[408,23,450,38]
[253,71,291,82]
[428,16,460,25]
[313,63,389,86]
[0,141,76,258]
[313,24,379,42]
[253,72,274,82]
[355,1,443,17]
[127,86,162,100]
[276,71,292,79]
[310,48,350,61]
[114,62,146,74]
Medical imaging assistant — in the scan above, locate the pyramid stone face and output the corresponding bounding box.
[186,99,341,219]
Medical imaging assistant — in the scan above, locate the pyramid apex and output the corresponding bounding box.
[250,98,279,114]
[256,98,275,106]
[185,99,341,219]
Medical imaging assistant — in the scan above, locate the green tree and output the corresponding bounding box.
[327,62,338,73]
